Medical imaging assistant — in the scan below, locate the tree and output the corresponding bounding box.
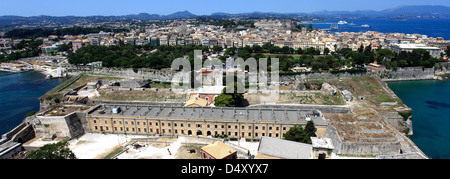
[284,122,317,144]
[214,82,244,107]
[26,141,76,159]
[225,47,237,56]
[252,45,263,53]
[214,94,235,107]
[281,46,293,54]
[262,42,273,51]
[304,121,317,138]
[446,46,450,57]
[308,24,313,32]
[276,55,295,71]
[297,47,304,54]
[283,125,311,144]
[269,46,282,54]
[375,48,394,65]
[305,47,319,55]
[324,48,330,55]
[364,44,372,56]
[357,44,364,53]
[352,52,367,66]
[212,45,223,53]
[237,48,252,59]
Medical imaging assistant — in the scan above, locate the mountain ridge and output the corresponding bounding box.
[2,5,450,19]
[1,5,450,29]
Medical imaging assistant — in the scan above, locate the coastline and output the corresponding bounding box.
[382,70,449,82]
[386,78,450,159]
[0,68,69,79]
[435,71,450,76]
[0,68,32,73]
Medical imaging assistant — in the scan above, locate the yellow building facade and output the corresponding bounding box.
[86,104,328,139]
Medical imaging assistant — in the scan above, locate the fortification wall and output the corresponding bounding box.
[88,100,183,107]
[250,104,351,114]
[279,72,366,82]
[380,112,408,132]
[66,65,447,84]
[377,67,435,81]
[326,123,401,156]
[435,62,450,75]
[325,123,343,154]
[34,112,85,139]
[92,68,176,81]
[338,141,401,156]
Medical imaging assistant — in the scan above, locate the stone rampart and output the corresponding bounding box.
[326,124,401,156]
[33,110,85,139]
[65,65,447,83]
[337,141,401,156]
[92,68,176,81]
[377,67,435,81]
[279,71,366,82]
[249,104,351,114]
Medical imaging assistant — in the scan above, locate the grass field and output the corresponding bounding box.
[94,90,187,102]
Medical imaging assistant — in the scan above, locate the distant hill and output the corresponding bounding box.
[310,5,450,17]
[210,5,450,18]
[165,11,197,19]
[123,13,161,20]
[381,5,450,16]
[121,11,197,20]
[1,5,450,30]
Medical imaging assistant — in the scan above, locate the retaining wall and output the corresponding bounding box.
[326,122,401,156]
[34,111,85,139]
[249,104,351,114]
[377,67,435,81]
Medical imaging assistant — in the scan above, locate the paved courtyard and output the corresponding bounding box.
[67,133,260,159]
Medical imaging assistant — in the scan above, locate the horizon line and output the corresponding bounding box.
[1,4,449,18]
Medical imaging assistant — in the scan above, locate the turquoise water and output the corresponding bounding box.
[304,18,450,39]
[0,71,67,135]
[387,77,450,159]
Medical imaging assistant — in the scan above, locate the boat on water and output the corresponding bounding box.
[348,21,356,25]
[338,20,348,25]
[361,24,371,28]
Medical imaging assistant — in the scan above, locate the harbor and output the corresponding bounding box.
[301,18,450,39]
[0,56,69,79]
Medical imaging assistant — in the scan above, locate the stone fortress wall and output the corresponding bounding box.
[66,63,449,83]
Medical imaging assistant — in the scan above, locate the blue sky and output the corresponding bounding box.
[2,0,450,16]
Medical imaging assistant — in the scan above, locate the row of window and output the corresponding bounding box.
[92,119,289,131]
[92,125,282,138]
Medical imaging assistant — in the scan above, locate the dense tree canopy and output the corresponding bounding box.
[0,39,41,62]
[67,39,439,72]
[336,45,438,70]
[283,121,317,144]
[214,82,244,107]
[5,27,129,39]
[68,44,209,69]
[26,141,76,159]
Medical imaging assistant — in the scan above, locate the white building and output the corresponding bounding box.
[390,43,441,58]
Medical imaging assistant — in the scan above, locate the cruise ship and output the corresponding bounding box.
[338,20,348,25]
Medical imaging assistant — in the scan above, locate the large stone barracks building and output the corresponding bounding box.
[86,104,328,139]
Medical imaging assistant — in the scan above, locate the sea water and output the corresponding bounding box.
[0,71,67,135]
[304,18,450,39]
[387,77,450,159]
